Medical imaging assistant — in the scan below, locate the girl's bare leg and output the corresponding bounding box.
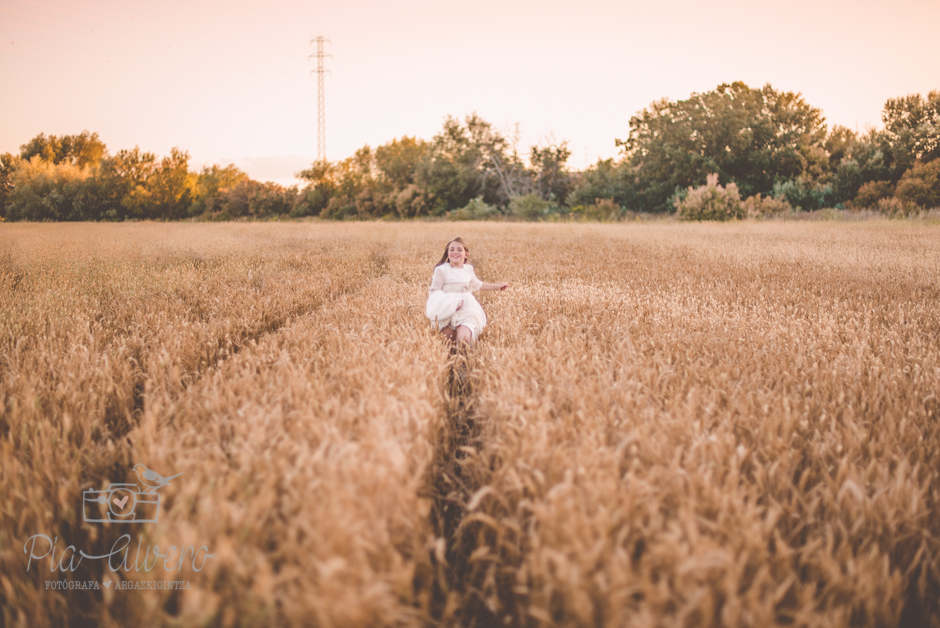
[441,327,457,342]
[455,325,473,347]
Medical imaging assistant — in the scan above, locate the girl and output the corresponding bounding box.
[426,237,508,346]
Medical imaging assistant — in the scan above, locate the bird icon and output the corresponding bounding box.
[133,464,183,493]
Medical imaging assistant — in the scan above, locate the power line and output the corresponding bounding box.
[309,36,331,162]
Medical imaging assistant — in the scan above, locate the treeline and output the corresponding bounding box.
[0,115,573,222]
[590,82,940,217]
[0,135,303,221]
[1,82,937,222]
[293,115,573,220]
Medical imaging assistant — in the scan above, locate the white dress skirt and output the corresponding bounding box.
[426,263,487,340]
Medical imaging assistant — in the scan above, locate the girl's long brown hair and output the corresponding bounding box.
[435,237,469,267]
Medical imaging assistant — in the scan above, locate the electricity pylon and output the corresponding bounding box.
[309,36,331,162]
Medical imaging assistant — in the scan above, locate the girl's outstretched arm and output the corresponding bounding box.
[480,282,509,291]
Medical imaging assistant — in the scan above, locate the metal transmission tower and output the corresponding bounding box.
[309,36,331,162]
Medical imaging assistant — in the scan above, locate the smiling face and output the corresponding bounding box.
[447,240,467,267]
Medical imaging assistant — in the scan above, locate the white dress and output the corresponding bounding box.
[426,263,486,340]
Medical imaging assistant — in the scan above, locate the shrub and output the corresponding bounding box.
[771,177,835,211]
[197,180,296,219]
[742,194,791,218]
[849,180,895,208]
[390,184,430,219]
[895,160,940,209]
[450,196,497,220]
[875,197,920,217]
[565,159,637,211]
[291,184,334,218]
[321,196,356,220]
[674,174,744,221]
[508,193,551,220]
[570,198,622,222]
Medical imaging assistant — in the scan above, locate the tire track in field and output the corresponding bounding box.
[426,351,523,626]
[122,256,388,433]
[87,263,381,589]
[92,268,379,573]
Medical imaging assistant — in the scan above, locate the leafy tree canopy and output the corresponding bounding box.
[19,130,107,169]
[416,114,521,212]
[617,82,827,212]
[882,90,940,168]
[374,136,428,189]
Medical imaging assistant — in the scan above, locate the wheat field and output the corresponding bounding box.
[1,221,938,627]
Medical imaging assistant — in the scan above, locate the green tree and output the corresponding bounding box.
[297,117,570,219]
[845,130,894,184]
[5,157,96,221]
[103,147,194,220]
[530,139,572,203]
[295,160,337,217]
[0,152,21,216]
[415,114,519,213]
[368,136,431,218]
[374,137,428,189]
[616,82,827,212]
[895,160,940,209]
[147,148,195,220]
[322,147,378,219]
[831,159,863,204]
[882,91,940,171]
[824,125,858,168]
[93,147,158,219]
[565,158,638,211]
[19,131,107,168]
[190,164,250,217]
[215,180,296,218]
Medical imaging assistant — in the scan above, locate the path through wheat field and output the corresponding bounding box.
[1,221,938,627]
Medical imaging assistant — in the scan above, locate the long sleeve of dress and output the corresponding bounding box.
[429,265,446,294]
[469,271,483,292]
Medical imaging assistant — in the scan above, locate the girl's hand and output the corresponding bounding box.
[497,283,508,291]
[456,299,463,311]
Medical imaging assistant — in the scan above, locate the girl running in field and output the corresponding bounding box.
[426,237,508,347]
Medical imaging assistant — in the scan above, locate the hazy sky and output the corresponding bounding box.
[2,0,938,185]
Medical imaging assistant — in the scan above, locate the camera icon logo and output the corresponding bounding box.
[82,465,181,524]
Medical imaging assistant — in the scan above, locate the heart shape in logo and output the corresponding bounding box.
[103,581,111,588]
[113,496,129,509]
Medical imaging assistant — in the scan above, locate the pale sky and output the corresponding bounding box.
[2,0,938,186]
